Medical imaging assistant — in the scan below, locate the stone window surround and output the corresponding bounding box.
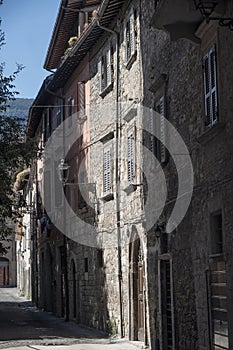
[101,136,114,202]
[195,21,225,139]
[98,41,114,97]
[123,7,137,70]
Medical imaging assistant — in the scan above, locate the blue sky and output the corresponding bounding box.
[1,0,61,98]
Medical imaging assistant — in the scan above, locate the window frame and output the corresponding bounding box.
[103,143,112,196]
[203,45,218,128]
[124,9,137,68]
[98,43,113,96]
[127,127,136,184]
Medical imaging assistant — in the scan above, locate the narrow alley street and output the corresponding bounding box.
[0,288,142,350]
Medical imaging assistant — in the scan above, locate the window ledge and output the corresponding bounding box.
[209,253,224,259]
[124,106,137,122]
[123,183,141,195]
[77,114,87,124]
[99,82,113,98]
[125,52,137,70]
[101,193,114,201]
[197,122,225,145]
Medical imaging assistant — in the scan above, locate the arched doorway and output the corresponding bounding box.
[0,258,9,286]
[129,238,145,341]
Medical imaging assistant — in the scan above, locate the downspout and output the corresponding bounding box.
[44,84,70,322]
[96,20,124,338]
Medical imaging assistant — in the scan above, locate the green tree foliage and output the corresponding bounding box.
[0,4,36,255]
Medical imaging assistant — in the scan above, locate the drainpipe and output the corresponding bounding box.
[44,85,70,322]
[96,20,124,338]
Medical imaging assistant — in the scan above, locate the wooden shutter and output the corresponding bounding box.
[98,59,102,94]
[210,47,217,124]
[129,12,136,57]
[77,82,85,118]
[103,148,111,194]
[150,108,156,155]
[203,46,217,126]
[106,47,112,87]
[157,96,167,163]
[127,131,135,183]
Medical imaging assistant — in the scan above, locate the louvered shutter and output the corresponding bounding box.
[106,47,112,87]
[210,47,217,124]
[129,12,135,57]
[157,96,166,163]
[203,53,211,126]
[150,108,156,155]
[78,82,85,118]
[98,59,102,94]
[203,46,217,126]
[128,132,135,183]
[123,25,128,63]
[103,148,111,194]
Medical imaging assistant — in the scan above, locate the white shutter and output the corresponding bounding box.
[127,132,135,183]
[203,46,217,126]
[129,12,136,57]
[106,47,112,87]
[98,59,102,94]
[103,148,111,194]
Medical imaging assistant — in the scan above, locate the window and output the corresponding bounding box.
[153,96,167,164]
[44,108,52,143]
[103,146,112,195]
[97,249,104,268]
[210,211,223,255]
[44,171,51,212]
[84,257,88,273]
[127,130,135,183]
[159,258,175,350]
[98,45,113,95]
[77,81,86,122]
[56,98,62,127]
[203,46,218,127]
[67,96,73,128]
[124,10,136,65]
[54,161,62,208]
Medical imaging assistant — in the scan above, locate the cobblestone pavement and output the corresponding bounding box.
[0,288,144,350]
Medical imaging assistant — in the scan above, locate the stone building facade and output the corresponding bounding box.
[25,0,233,349]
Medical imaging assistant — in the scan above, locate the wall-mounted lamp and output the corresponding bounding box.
[155,222,166,239]
[194,0,233,30]
[57,159,70,185]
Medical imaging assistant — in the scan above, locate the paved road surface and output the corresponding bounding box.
[0,288,143,350]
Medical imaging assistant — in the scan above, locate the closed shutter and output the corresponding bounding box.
[106,47,112,87]
[128,132,135,183]
[78,82,85,118]
[103,148,111,194]
[157,96,167,164]
[203,46,217,126]
[98,59,102,94]
[129,12,136,57]
[67,97,73,128]
[210,47,217,124]
[150,108,156,155]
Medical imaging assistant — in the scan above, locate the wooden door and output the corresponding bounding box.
[137,245,144,341]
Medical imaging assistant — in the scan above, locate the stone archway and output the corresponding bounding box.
[0,257,9,286]
[129,234,145,342]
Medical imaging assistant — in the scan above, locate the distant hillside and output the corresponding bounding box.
[5,98,34,123]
